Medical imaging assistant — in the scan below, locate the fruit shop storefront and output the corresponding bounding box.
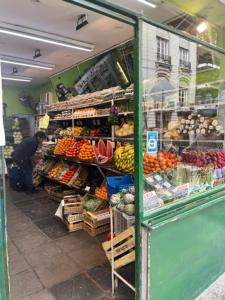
[2,0,225,299]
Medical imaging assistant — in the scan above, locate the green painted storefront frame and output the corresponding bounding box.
[1,0,225,299]
[0,147,10,300]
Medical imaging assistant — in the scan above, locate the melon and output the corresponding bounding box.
[106,140,113,158]
[94,146,99,158]
[98,139,106,157]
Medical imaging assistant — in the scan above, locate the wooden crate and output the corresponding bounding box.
[83,209,110,228]
[64,195,83,214]
[102,226,135,269]
[63,218,83,233]
[83,222,110,237]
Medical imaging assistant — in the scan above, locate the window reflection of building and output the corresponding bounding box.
[143,23,197,109]
[179,88,188,107]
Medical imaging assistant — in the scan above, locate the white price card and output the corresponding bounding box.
[144,191,161,214]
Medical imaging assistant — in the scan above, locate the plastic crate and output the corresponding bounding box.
[113,208,135,234]
[107,176,134,199]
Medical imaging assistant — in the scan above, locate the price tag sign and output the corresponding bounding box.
[144,191,161,213]
[173,183,189,199]
[146,131,158,155]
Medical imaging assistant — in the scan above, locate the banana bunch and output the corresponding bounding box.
[114,144,134,173]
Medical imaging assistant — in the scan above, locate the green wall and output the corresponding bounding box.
[2,85,34,116]
[32,57,97,106]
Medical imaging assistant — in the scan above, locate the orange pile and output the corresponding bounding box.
[54,137,75,155]
[143,151,178,175]
[48,163,62,178]
[96,186,107,200]
[78,144,96,160]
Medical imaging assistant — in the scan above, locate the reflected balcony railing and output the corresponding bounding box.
[179,59,191,70]
[156,53,171,66]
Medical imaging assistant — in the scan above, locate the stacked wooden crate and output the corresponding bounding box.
[63,195,83,232]
[83,208,110,237]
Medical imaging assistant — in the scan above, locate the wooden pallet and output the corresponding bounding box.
[83,209,110,228]
[63,218,83,232]
[102,226,135,269]
[83,222,110,237]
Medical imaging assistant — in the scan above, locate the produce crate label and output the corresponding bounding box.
[173,183,189,199]
[146,131,158,155]
[96,212,110,221]
[144,191,161,213]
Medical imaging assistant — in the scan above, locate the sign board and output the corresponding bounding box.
[144,191,161,213]
[146,131,158,155]
[173,183,189,199]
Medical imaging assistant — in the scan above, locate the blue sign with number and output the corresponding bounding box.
[146,131,158,155]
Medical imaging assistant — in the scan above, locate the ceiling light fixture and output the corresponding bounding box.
[196,21,208,33]
[1,75,32,82]
[137,0,156,8]
[0,22,94,52]
[0,55,55,70]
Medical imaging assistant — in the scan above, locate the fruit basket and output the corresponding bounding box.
[78,143,97,163]
[115,122,134,138]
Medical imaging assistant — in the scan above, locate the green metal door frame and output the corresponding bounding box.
[0,149,10,300]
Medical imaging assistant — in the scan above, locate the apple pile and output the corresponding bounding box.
[181,150,225,169]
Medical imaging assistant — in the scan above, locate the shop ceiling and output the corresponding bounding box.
[0,0,224,86]
[0,0,134,85]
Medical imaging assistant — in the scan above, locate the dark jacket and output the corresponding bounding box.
[13,136,38,164]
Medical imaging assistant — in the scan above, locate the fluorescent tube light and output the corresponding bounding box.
[0,23,94,52]
[0,56,54,70]
[196,22,208,33]
[1,75,32,82]
[137,0,156,8]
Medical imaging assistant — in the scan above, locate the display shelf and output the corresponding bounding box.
[47,96,133,113]
[54,135,135,142]
[49,111,134,122]
[39,172,79,189]
[143,103,225,113]
[44,154,127,175]
[160,138,224,143]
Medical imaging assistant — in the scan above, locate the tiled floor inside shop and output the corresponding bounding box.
[6,182,135,300]
[7,181,225,300]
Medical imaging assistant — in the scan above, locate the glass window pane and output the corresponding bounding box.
[142,20,225,216]
[107,0,225,51]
